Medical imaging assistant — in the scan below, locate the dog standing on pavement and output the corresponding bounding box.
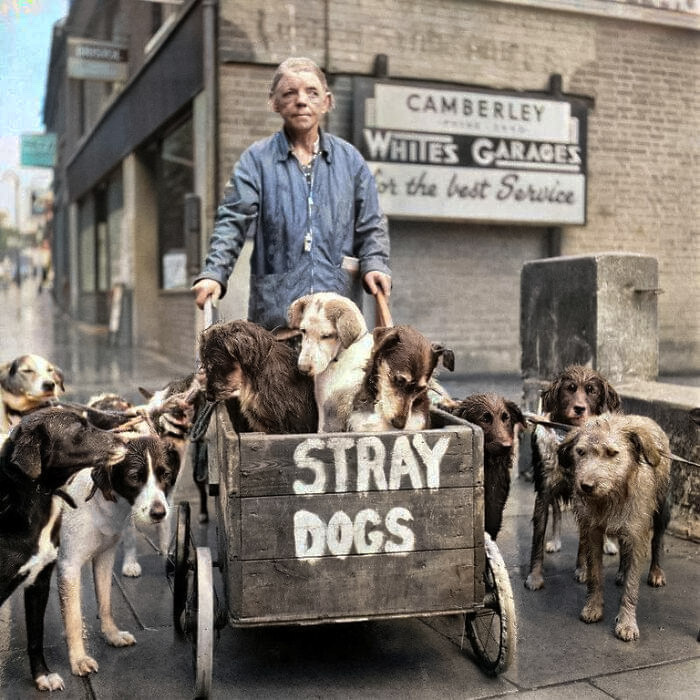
[525,365,621,590]
[559,413,671,641]
[286,292,374,433]
[57,435,180,677]
[0,408,127,691]
[0,354,65,432]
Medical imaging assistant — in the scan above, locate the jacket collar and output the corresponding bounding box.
[276,127,332,163]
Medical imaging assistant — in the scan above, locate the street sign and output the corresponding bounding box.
[20,133,57,168]
[67,37,128,82]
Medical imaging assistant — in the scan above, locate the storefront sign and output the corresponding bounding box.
[20,133,56,168]
[354,79,588,225]
[67,38,128,82]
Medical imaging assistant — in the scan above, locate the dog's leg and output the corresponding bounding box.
[93,546,136,648]
[614,536,642,641]
[574,524,588,583]
[25,563,64,691]
[58,558,98,676]
[545,498,562,553]
[525,493,549,590]
[580,525,605,624]
[121,521,142,577]
[647,499,669,587]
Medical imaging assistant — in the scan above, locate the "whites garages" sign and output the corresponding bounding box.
[353,79,589,225]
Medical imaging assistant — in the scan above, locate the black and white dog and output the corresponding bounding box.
[0,408,127,691]
[57,435,180,677]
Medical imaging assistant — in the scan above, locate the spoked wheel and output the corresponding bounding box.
[184,546,214,699]
[173,501,191,634]
[465,533,516,676]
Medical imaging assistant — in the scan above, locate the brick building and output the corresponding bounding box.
[43,0,699,377]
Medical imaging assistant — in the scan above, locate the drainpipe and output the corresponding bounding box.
[203,0,219,243]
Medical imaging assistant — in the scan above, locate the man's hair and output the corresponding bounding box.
[269,57,335,109]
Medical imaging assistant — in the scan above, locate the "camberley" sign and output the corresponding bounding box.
[353,79,588,225]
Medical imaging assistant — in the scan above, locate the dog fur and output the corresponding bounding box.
[559,413,671,641]
[448,394,525,540]
[287,292,374,433]
[525,365,621,590]
[199,319,317,434]
[348,325,454,432]
[0,354,65,432]
[57,435,180,676]
[0,408,127,690]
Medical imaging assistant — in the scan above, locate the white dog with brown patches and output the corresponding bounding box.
[287,292,373,433]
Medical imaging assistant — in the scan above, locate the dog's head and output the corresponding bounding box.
[89,435,181,524]
[87,392,134,413]
[199,320,279,401]
[542,365,620,427]
[140,373,204,439]
[0,354,65,412]
[366,325,454,430]
[2,407,127,489]
[451,393,525,455]
[288,292,368,377]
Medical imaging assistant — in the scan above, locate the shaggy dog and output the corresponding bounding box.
[348,325,454,432]
[525,365,621,590]
[287,292,373,432]
[448,393,525,540]
[559,413,671,641]
[199,319,317,434]
[0,354,65,432]
[0,408,127,690]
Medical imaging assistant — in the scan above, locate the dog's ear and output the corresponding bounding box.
[8,424,43,479]
[53,364,66,392]
[287,295,311,329]
[431,344,455,372]
[625,423,664,469]
[272,327,301,342]
[139,386,154,400]
[506,400,526,429]
[327,299,365,348]
[602,381,621,413]
[372,326,401,354]
[541,377,562,415]
[88,465,118,502]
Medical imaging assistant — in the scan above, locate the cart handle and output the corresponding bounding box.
[374,289,393,328]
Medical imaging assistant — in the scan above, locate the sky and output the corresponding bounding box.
[0,0,69,227]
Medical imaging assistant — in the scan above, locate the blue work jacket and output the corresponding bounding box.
[195,128,391,330]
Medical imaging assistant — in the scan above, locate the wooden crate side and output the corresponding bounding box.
[239,488,474,559]
[238,426,474,498]
[236,549,474,623]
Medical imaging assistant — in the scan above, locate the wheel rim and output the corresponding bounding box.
[173,501,191,634]
[193,547,214,698]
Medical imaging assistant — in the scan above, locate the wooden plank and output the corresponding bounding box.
[238,488,475,559]
[237,426,475,498]
[232,549,474,623]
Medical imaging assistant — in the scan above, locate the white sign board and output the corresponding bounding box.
[67,38,128,82]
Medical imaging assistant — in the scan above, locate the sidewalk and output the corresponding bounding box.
[0,281,698,698]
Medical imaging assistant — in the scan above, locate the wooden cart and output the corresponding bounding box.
[173,402,516,697]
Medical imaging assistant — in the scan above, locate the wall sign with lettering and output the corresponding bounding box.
[353,79,589,225]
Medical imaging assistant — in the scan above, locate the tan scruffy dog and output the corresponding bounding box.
[559,413,671,641]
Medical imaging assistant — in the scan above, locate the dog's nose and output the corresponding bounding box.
[579,480,595,494]
[391,416,407,430]
[574,405,586,415]
[149,502,167,522]
[42,380,55,392]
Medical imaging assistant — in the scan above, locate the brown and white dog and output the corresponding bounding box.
[0,407,127,691]
[198,319,317,434]
[348,325,454,432]
[287,292,373,433]
[525,365,621,590]
[559,414,671,641]
[57,435,181,677]
[0,354,65,432]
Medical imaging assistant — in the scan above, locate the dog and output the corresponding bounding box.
[0,407,127,691]
[57,435,181,677]
[525,365,621,590]
[348,325,454,432]
[559,413,671,641]
[198,319,317,434]
[448,393,525,540]
[0,354,65,432]
[286,292,374,433]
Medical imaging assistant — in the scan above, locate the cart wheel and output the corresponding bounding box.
[173,501,191,634]
[465,533,516,676]
[189,547,214,698]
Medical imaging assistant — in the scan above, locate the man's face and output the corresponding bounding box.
[271,70,330,133]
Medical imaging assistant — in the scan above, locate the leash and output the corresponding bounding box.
[524,411,700,469]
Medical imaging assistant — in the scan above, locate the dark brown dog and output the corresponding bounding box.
[348,325,454,432]
[559,414,671,641]
[448,394,525,540]
[199,319,317,434]
[0,407,127,690]
[526,365,621,590]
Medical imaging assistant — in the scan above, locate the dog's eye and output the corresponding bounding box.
[566,383,576,392]
[500,412,510,423]
[393,375,407,388]
[126,470,142,486]
[585,384,599,395]
[321,333,336,341]
[575,446,586,457]
[482,413,493,424]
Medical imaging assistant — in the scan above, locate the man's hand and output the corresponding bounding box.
[363,271,392,297]
[191,279,222,310]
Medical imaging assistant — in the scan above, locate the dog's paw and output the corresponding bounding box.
[580,602,603,623]
[545,538,561,553]
[71,655,98,676]
[647,565,666,587]
[615,617,640,641]
[121,559,142,577]
[574,566,587,583]
[603,536,618,555]
[105,629,136,647]
[525,572,544,590]
[35,672,65,691]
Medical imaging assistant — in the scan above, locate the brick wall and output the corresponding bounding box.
[216,0,699,375]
